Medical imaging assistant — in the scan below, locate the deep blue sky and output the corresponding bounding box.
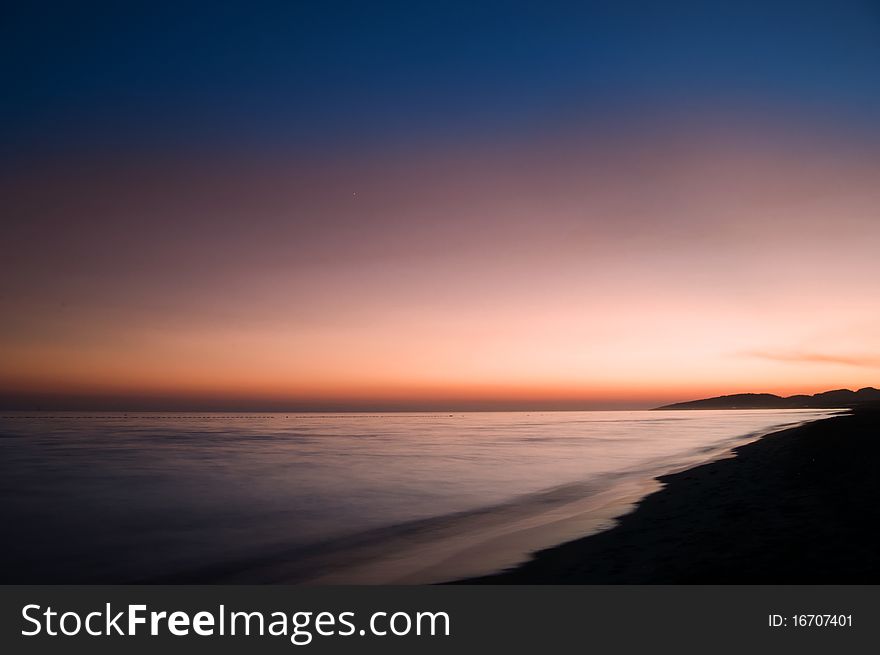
[4,1,879,155]
[3,2,880,410]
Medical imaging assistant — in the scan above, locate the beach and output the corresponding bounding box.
[0,409,833,583]
[467,408,880,583]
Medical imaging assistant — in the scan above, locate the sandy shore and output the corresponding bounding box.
[465,408,880,583]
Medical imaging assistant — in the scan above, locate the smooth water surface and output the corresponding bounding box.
[0,409,837,582]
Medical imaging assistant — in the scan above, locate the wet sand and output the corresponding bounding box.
[466,408,880,583]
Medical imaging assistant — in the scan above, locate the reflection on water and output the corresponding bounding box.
[0,409,837,582]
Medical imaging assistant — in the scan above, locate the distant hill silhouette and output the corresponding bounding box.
[655,387,880,410]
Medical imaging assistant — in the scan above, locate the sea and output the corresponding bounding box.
[0,409,838,583]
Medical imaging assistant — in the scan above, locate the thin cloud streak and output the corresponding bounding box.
[745,350,880,368]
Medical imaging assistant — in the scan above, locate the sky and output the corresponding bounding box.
[2,1,880,410]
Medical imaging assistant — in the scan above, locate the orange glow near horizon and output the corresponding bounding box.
[3,121,879,410]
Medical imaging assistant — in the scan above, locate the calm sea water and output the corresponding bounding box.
[0,409,836,583]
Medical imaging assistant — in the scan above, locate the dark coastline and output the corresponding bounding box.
[464,408,880,583]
